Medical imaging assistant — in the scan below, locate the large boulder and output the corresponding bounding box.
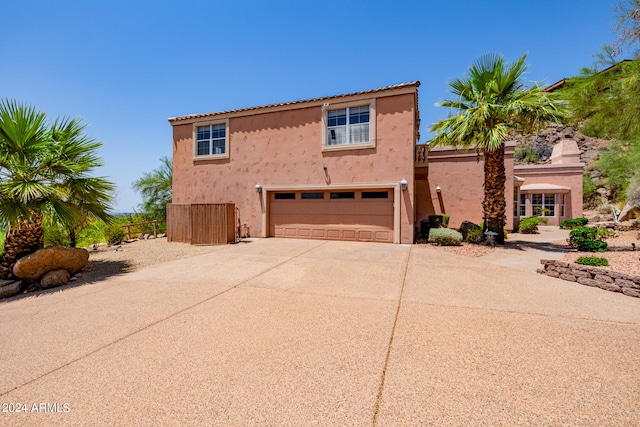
[13,247,89,281]
[618,203,640,222]
[0,280,22,299]
[40,269,71,289]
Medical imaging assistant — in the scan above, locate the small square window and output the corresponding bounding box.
[330,192,355,199]
[362,191,388,199]
[301,192,324,199]
[274,193,296,200]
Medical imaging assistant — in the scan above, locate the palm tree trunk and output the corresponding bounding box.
[0,215,45,279]
[482,144,506,244]
[68,226,77,248]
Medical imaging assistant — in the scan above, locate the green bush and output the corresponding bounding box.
[583,173,599,207]
[428,228,463,246]
[428,215,444,228]
[442,214,450,228]
[569,226,609,252]
[44,226,70,247]
[105,223,125,246]
[575,256,609,266]
[560,217,589,229]
[518,216,548,234]
[595,226,614,240]
[465,227,484,244]
[515,145,538,163]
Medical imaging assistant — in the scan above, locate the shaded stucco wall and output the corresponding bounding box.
[172,91,417,243]
[416,142,516,230]
[514,164,584,225]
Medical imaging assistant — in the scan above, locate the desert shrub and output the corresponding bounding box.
[518,216,548,234]
[43,225,71,247]
[514,145,538,163]
[458,220,481,240]
[428,228,462,246]
[428,215,444,228]
[105,223,125,246]
[575,256,609,266]
[596,226,614,240]
[465,227,484,244]
[583,173,599,207]
[560,217,589,229]
[569,226,609,252]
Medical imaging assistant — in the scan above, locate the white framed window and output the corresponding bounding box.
[193,120,229,159]
[322,99,376,151]
[520,193,527,217]
[327,106,369,146]
[532,193,555,216]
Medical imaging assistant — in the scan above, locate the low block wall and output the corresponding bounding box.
[538,260,640,298]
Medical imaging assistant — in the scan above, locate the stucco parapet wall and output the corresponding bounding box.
[168,81,420,124]
[427,141,516,160]
[514,163,584,176]
[537,259,640,298]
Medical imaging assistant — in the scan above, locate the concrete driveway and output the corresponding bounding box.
[1,238,639,426]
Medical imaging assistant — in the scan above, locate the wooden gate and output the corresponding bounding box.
[167,203,235,245]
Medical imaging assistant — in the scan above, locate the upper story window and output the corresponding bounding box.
[322,99,376,152]
[194,120,229,159]
[327,106,369,146]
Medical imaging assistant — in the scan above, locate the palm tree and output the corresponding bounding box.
[0,100,115,278]
[430,54,564,244]
[132,156,172,220]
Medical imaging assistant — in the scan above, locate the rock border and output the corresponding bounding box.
[538,259,640,298]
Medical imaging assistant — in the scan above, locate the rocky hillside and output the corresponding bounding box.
[511,124,609,166]
[510,124,614,207]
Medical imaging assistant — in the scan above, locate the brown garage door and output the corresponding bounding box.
[269,189,394,243]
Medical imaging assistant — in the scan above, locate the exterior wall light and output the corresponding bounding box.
[400,178,408,190]
[436,185,441,193]
[255,183,262,193]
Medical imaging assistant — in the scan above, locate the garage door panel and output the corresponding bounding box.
[269,190,394,243]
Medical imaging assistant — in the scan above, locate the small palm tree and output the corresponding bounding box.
[132,156,172,220]
[0,100,114,278]
[430,54,564,243]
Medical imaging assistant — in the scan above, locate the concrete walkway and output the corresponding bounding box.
[1,238,639,426]
[483,225,571,271]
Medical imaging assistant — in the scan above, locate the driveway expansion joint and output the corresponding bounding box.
[372,246,411,426]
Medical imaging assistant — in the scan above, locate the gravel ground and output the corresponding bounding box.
[82,231,639,283]
[561,231,640,276]
[423,230,640,276]
[79,237,228,282]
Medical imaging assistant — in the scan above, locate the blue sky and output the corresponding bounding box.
[1,0,618,212]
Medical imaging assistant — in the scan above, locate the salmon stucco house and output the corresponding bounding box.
[168,82,421,244]
[167,82,583,244]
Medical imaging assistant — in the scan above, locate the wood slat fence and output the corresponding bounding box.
[121,220,166,240]
[166,203,236,245]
